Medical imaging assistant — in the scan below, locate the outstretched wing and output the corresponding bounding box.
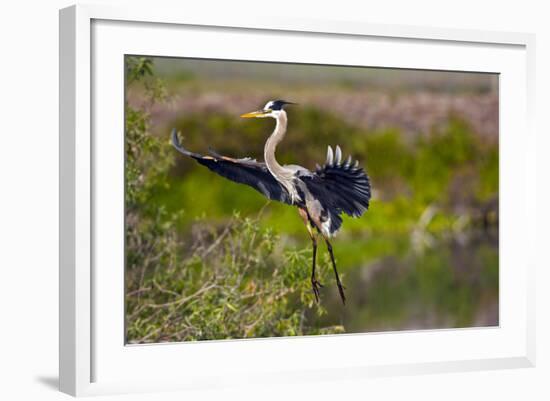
[171,129,291,204]
[302,145,371,234]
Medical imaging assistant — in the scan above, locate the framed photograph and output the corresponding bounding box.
[59,4,536,396]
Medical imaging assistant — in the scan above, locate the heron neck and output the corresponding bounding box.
[264,111,291,180]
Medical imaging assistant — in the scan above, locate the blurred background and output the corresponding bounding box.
[125,56,498,343]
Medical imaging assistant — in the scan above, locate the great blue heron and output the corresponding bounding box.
[171,100,371,304]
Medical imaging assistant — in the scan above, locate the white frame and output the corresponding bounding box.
[59,4,536,397]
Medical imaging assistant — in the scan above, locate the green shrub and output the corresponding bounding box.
[126,214,343,343]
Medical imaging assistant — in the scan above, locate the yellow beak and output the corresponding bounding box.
[240,110,268,118]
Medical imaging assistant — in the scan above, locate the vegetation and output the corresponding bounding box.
[126,213,344,343]
[125,57,499,343]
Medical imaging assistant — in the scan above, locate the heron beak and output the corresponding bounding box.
[240,110,268,118]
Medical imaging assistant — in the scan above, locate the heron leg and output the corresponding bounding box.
[324,238,346,305]
[310,231,322,303]
[298,208,323,302]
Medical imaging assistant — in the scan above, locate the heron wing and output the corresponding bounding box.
[171,129,291,204]
[301,145,371,233]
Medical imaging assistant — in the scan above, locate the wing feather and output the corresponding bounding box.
[302,146,371,234]
[171,129,291,204]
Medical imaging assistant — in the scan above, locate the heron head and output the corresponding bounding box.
[240,100,296,119]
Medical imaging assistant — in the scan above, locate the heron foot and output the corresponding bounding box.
[311,278,324,303]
